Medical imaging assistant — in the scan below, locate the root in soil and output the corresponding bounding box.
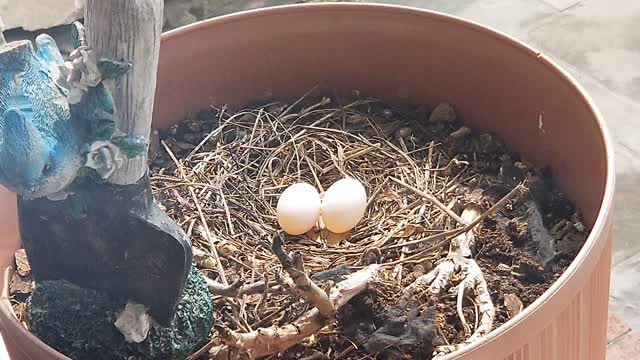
[9,91,590,360]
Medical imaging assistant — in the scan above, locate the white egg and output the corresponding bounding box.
[276,182,321,235]
[321,178,367,233]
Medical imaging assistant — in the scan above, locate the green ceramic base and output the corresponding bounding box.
[27,265,212,360]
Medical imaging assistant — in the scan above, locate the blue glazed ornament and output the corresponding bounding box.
[4,15,194,332]
[0,22,145,200]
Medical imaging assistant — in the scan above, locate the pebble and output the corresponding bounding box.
[449,126,471,139]
[394,126,413,140]
[429,103,456,123]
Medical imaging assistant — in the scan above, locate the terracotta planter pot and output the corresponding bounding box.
[0,4,614,360]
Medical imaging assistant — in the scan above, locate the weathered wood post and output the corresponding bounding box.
[0,16,6,45]
[85,0,162,185]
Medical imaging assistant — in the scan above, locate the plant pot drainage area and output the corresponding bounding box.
[9,94,588,359]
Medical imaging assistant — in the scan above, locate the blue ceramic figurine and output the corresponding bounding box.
[2,21,193,328]
[0,22,145,201]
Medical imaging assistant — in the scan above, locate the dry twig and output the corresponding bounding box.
[402,204,495,357]
[211,264,381,359]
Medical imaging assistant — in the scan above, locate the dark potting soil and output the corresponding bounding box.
[146,95,588,359]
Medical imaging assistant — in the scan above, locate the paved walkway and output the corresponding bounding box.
[607,312,640,359]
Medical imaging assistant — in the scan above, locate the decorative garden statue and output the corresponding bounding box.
[0,1,211,358]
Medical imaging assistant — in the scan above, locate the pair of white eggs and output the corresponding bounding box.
[276,178,367,235]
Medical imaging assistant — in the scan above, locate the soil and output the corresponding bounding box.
[10,94,589,360]
[149,95,588,359]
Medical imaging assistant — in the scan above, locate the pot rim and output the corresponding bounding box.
[0,3,615,359]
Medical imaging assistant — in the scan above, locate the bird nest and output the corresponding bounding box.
[146,92,588,360]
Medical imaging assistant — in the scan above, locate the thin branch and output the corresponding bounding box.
[205,278,284,297]
[212,265,381,359]
[272,234,334,318]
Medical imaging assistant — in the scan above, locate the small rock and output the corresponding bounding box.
[14,249,31,276]
[449,126,471,140]
[394,126,413,140]
[504,293,523,318]
[429,103,456,123]
[216,241,239,257]
[420,259,434,272]
[10,272,32,296]
[359,247,382,265]
[496,263,513,274]
[571,213,586,232]
[517,258,545,282]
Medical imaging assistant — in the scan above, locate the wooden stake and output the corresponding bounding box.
[85,0,164,185]
[0,15,6,45]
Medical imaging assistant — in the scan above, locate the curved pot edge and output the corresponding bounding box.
[163,4,616,357]
[0,3,616,360]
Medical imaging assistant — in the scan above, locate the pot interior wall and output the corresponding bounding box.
[0,5,612,360]
[153,5,608,228]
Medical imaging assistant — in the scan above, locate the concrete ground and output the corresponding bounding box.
[3,0,639,358]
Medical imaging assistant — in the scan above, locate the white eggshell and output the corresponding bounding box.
[276,182,321,235]
[321,178,367,233]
